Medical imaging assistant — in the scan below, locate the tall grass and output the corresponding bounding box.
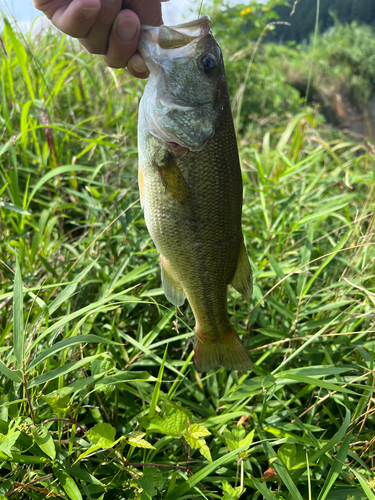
[0,17,375,500]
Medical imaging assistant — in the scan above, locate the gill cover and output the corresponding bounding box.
[139,16,227,151]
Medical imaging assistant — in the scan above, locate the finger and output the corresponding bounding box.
[102,9,140,68]
[122,0,163,26]
[34,0,101,38]
[128,53,149,79]
[79,0,123,54]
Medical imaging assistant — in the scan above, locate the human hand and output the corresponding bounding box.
[33,0,166,78]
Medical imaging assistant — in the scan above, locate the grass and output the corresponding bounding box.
[1,14,375,500]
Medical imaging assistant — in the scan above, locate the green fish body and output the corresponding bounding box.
[138,16,253,371]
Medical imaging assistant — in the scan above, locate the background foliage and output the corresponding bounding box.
[1,0,375,499]
[274,0,375,43]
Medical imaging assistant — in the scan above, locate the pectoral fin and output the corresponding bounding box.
[138,163,145,208]
[160,257,185,306]
[231,241,253,301]
[154,149,190,204]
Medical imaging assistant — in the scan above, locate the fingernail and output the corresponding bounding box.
[117,18,138,43]
[129,56,147,74]
[80,7,99,19]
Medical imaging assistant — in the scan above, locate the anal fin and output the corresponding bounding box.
[231,240,253,301]
[160,257,185,306]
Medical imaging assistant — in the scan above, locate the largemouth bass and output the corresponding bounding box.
[138,16,253,372]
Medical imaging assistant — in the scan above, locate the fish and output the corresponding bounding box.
[137,15,253,372]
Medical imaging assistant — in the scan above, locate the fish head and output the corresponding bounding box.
[139,16,228,152]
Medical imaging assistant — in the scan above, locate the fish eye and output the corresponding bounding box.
[199,53,217,74]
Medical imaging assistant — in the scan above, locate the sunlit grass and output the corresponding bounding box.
[1,16,375,500]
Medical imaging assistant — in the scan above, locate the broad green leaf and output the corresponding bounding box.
[143,410,188,438]
[0,427,20,458]
[183,432,205,449]
[139,468,164,497]
[240,429,255,447]
[54,468,82,500]
[222,480,246,499]
[278,443,306,471]
[190,424,211,439]
[86,423,116,448]
[31,425,56,460]
[42,393,71,412]
[198,444,212,463]
[13,258,24,370]
[223,428,241,452]
[127,431,155,450]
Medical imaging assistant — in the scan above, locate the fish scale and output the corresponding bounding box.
[138,16,253,371]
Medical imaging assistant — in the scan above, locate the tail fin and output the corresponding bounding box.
[194,325,253,372]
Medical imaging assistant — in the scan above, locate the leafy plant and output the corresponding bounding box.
[0,10,375,500]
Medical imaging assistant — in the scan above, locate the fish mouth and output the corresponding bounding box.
[140,15,211,39]
[139,16,211,70]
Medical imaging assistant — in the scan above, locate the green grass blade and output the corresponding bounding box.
[28,354,103,388]
[27,335,118,373]
[297,225,313,297]
[311,407,350,463]
[0,360,22,382]
[54,467,83,500]
[148,345,167,419]
[268,255,298,306]
[119,331,182,377]
[257,427,304,500]
[302,231,351,297]
[13,257,24,370]
[272,312,344,374]
[164,445,251,499]
[351,469,375,500]
[3,18,35,100]
[276,374,357,396]
[316,433,352,500]
[252,477,278,500]
[26,165,95,209]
